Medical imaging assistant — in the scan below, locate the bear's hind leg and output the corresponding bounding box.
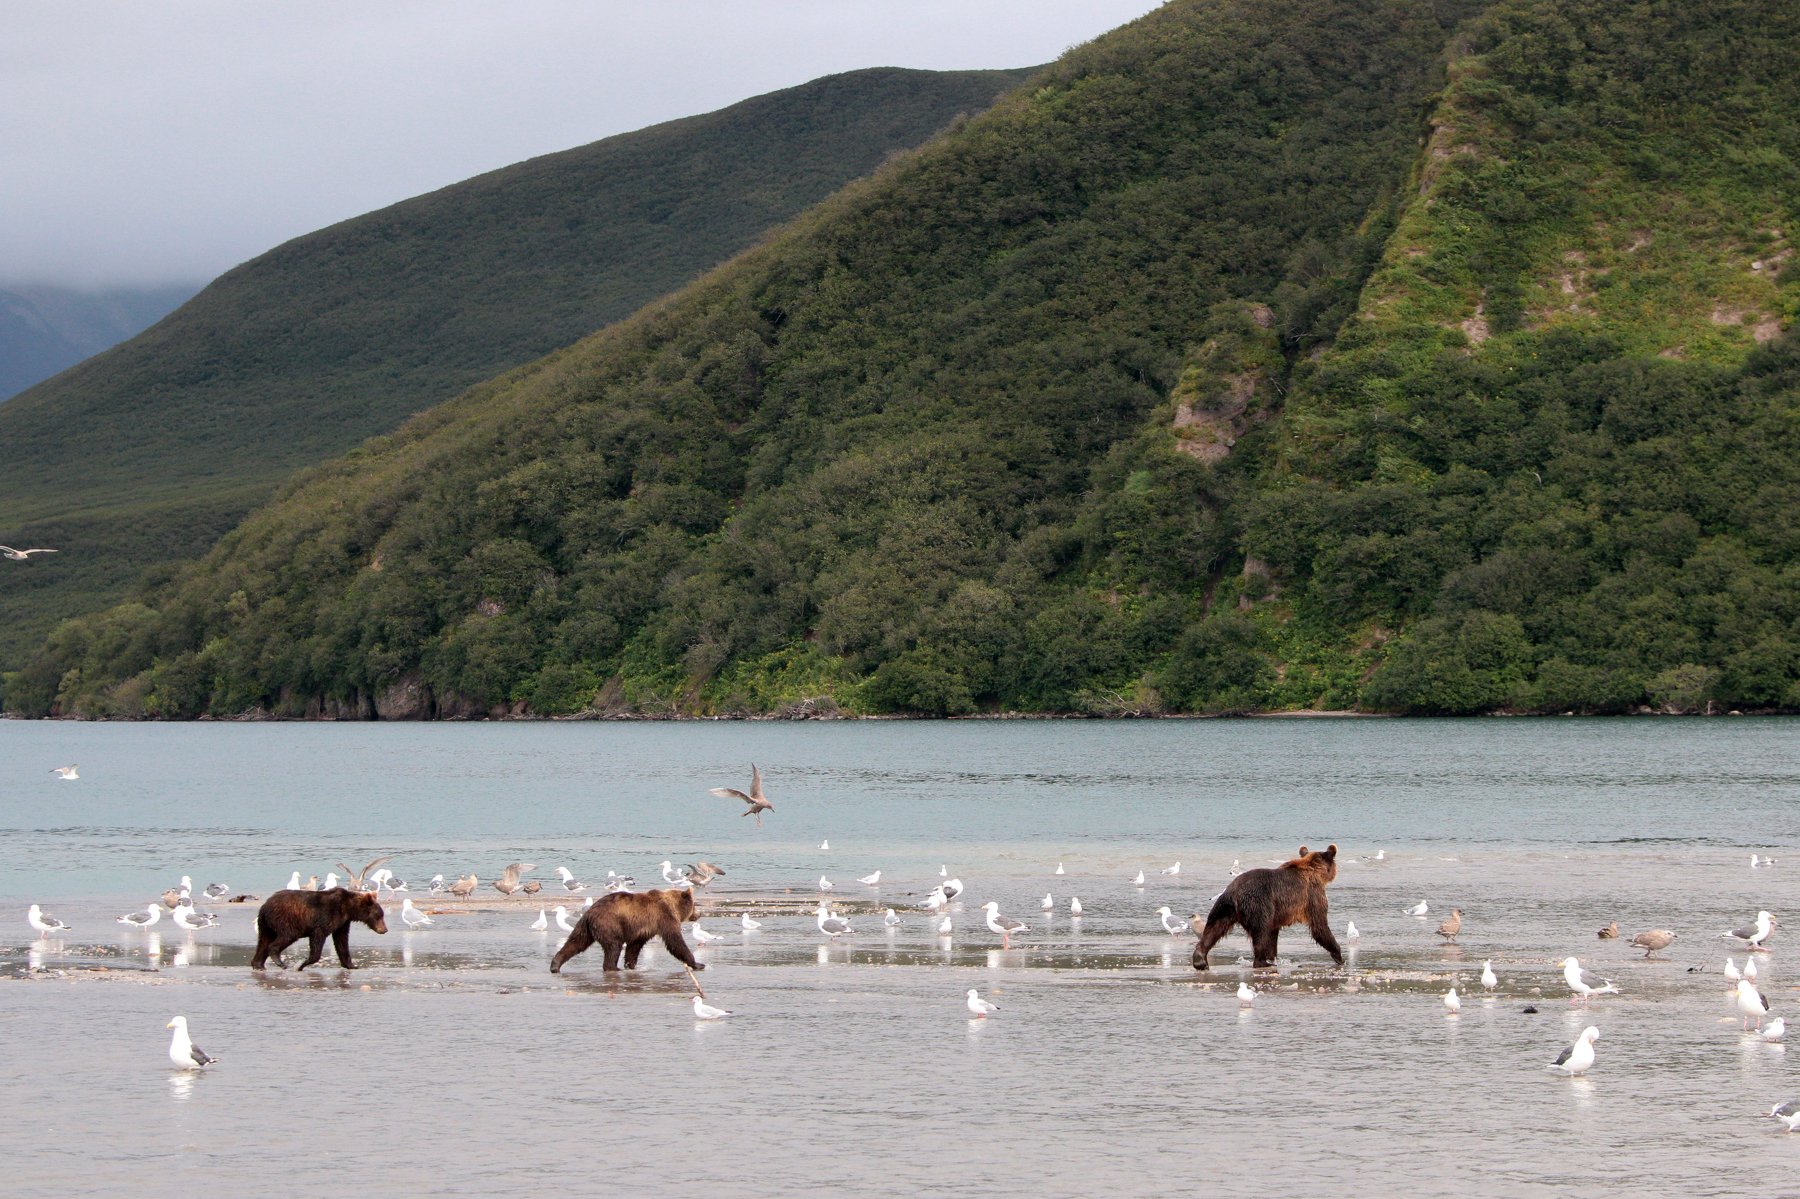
[600,935,625,971]
[1192,898,1240,972]
[549,922,595,973]
[1251,926,1281,967]
[622,935,652,968]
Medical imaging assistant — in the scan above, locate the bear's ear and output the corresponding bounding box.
[1296,846,1308,857]
[1323,844,1337,859]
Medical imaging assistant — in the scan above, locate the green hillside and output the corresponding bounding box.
[13,0,1799,720]
[0,66,1030,669]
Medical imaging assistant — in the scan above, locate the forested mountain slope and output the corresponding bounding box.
[0,66,1029,668]
[12,0,1798,720]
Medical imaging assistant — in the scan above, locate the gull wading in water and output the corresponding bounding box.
[818,876,834,892]
[1237,981,1256,1007]
[1162,863,1181,876]
[710,764,774,826]
[117,905,162,928]
[1132,871,1145,888]
[1725,958,1743,983]
[941,878,964,903]
[1042,894,1055,912]
[967,989,999,1018]
[1481,960,1498,992]
[1,545,59,560]
[1628,929,1676,958]
[400,898,432,928]
[1737,978,1771,1031]
[1762,1017,1787,1043]
[857,872,881,887]
[692,922,722,944]
[1725,911,1777,951]
[1548,1027,1599,1076]
[1054,863,1064,875]
[165,1017,216,1070]
[1156,907,1185,935]
[982,902,1027,949]
[817,903,852,939]
[1407,900,1429,917]
[530,909,548,932]
[1562,957,1619,1005]
[1070,897,1083,916]
[27,904,71,936]
[428,874,446,893]
[883,909,902,928]
[1346,921,1360,943]
[1444,987,1461,1015]
[1436,909,1463,942]
[50,765,79,780]
[692,996,733,1020]
[1597,922,1619,940]
[1745,956,1759,983]
[555,867,587,893]
[171,902,217,930]
[554,906,578,933]
[740,912,762,932]
[937,915,953,936]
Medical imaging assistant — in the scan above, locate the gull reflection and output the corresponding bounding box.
[145,933,162,963]
[168,1072,196,1102]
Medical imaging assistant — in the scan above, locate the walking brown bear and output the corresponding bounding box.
[1191,844,1344,971]
[251,887,388,970]
[549,887,703,973]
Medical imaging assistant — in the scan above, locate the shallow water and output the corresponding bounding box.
[3,718,1797,1196]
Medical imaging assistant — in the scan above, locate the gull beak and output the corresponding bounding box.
[165,1019,177,1029]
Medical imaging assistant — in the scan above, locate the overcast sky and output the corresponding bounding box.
[3,1,1165,289]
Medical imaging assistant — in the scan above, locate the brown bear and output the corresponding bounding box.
[549,887,703,974]
[251,887,388,970]
[1191,844,1344,971]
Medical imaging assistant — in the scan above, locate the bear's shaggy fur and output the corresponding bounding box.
[1191,844,1343,971]
[252,887,388,970]
[549,887,703,974]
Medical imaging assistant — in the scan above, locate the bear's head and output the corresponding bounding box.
[352,891,388,934]
[663,888,699,922]
[1291,843,1338,883]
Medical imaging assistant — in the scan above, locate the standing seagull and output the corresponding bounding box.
[27,907,71,936]
[1562,956,1619,1005]
[529,909,548,931]
[967,989,999,1018]
[941,878,964,903]
[816,903,852,939]
[1042,893,1055,912]
[1481,960,1498,992]
[1156,907,1185,936]
[980,902,1028,949]
[171,902,217,930]
[1161,862,1181,876]
[1627,929,1676,959]
[692,995,733,1020]
[117,905,162,928]
[1725,911,1778,951]
[1762,1017,1787,1043]
[1406,900,1429,917]
[1548,1026,1600,1076]
[400,898,432,928]
[50,765,79,780]
[165,1017,216,1070]
[1436,909,1463,942]
[740,912,763,932]
[883,908,902,928]
[1237,981,1256,1007]
[555,867,587,893]
[1346,920,1361,943]
[1070,897,1083,916]
[857,871,881,887]
[1737,978,1772,1031]
[1132,871,1145,887]
[0,545,59,560]
[1443,987,1461,1015]
[710,764,774,826]
[449,874,477,898]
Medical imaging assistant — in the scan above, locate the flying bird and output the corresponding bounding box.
[494,863,535,896]
[981,902,1028,949]
[692,996,733,1020]
[165,1016,216,1070]
[1627,929,1676,958]
[966,989,999,1018]
[50,765,79,780]
[27,904,70,936]
[1,545,59,560]
[686,862,726,887]
[1548,1026,1599,1075]
[335,856,393,893]
[1562,956,1618,1005]
[1436,909,1463,942]
[710,764,774,825]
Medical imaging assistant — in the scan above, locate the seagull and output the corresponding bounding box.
[305,875,320,891]
[334,856,391,892]
[494,863,535,896]
[1444,987,1461,1015]
[1070,897,1083,916]
[529,909,548,931]
[605,871,635,891]
[1162,862,1181,876]
[1346,921,1360,942]
[857,871,881,886]
[1548,1026,1599,1075]
[938,865,946,877]
[1,545,59,560]
[1761,1017,1787,1043]
[1132,871,1145,887]
[1407,900,1429,917]
[201,882,229,900]
[1725,958,1743,983]
[117,905,161,928]
[1767,1099,1800,1122]
[1753,854,1778,868]
[1746,956,1759,982]
[1229,860,1242,876]
[981,902,1028,948]
[692,995,733,1020]
[1725,911,1777,951]
[555,867,587,893]
[710,763,774,826]
[1562,957,1618,1004]
[921,887,946,912]
[691,922,721,943]
[428,874,446,893]
[286,871,302,890]
[1627,929,1676,958]
[967,989,999,1018]
[937,915,953,936]
[322,873,339,890]
[400,898,432,928]
[1372,850,1386,861]
[816,903,852,938]
[449,874,477,898]
[660,861,685,885]
[1597,921,1619,939]
[1436,909,1463,942]
[27,904,70,936]
[1054,863,1064,875]
[1481,960,1497,991]
[50,765,79,780]
[883,908,901,928]
[1237,981,1256,1007]
[165,1017,216,1070]
[554,906,578,933]
[818,876,834,892]
[171,903,217,930]
[1738,978,1771,1030]
[740,912,763,931]
[941,879,964,902]
[685,862,726,888]
[1042,893,1054,911]
[823,841,831,851]
[1156,907,1185,935]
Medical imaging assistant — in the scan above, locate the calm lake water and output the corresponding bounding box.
[3,717,1797,1197]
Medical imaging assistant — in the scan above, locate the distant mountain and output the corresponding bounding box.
[0,66,1033,669]
[0,283,196,400]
